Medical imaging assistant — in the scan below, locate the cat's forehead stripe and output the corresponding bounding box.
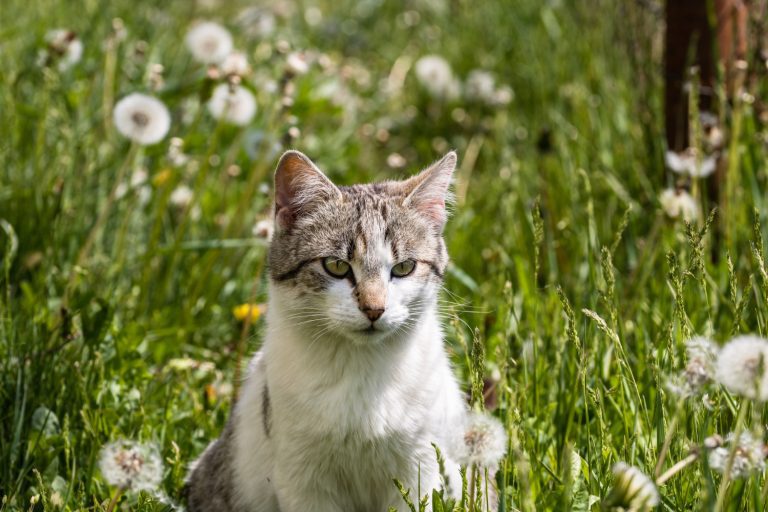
[269,178,448,286]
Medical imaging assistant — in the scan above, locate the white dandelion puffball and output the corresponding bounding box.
[45,29,83,71]
[665,149,717,178]
[492,85,514,106]
[659,188,699,223]
[252,219,274,240]
[715,335,768,401]
[708,431,767,478]
[99,440,163,491]
[465,69,496,104]
[170,185,194,208]
[414,55,460,100]
[286,52,310,75]
[113,93,171,145]
[208,83,257,126]
[220,51,250,77]
[186,21,233,64]
[605,463,660,511]
[684,336,719,390]
[236,7,276,38]
[454,411,507,470]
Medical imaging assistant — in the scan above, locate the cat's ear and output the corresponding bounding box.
[402,151,457,230]
[274,150,341,230]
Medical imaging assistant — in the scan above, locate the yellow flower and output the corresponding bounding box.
[152,168,172,187]
[233,303,264,323]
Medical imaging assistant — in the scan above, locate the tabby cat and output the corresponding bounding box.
[185,150,468,511]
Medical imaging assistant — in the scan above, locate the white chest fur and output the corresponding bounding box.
[231,290,466,512]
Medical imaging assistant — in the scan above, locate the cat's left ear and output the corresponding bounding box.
[403,151,457,231]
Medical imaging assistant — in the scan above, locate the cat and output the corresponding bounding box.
[185,150,468,512]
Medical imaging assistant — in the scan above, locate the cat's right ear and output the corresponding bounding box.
[273,150,341,231]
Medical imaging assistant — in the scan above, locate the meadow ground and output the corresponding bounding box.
[2,0,768,510]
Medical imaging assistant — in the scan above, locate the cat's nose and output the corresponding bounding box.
[361,307,385,322]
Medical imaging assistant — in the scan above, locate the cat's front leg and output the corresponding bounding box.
[272,465,350,512]
[273,486,347,512]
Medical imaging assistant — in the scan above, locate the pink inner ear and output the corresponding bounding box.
[420,198,446,224]
[275,204,294,228]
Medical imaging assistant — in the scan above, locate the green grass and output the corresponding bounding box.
[1,0,768,510]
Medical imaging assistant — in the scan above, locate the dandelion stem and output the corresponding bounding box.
[713,401,749,512]
[655,451,698,486]
[161,119,225,303]
[64,143,138,305]
[102,36,119,136]
[105,488,122,512]
[654,405,684,479]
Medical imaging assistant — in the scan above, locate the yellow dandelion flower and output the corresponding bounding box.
[152,168,172,187]
[233,303,263,322]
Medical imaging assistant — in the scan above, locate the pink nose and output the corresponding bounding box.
[361,307,384,322]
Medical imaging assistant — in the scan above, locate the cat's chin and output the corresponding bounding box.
[336,324,408,346]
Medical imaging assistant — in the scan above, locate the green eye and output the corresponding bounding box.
[322,257,351,278]
[391,259,416,278]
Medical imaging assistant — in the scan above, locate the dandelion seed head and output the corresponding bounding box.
[236,7,276,38]
[492,85,514,106]
[113,93,171,145]
[286,52,310,75]
[99,440,163,492]
[465,69,496,104]
[708,431,767,478]
[664,149,717,178]
[706,126,724,149]
[700,111,718,128]
[45,29,83,71]
[605,462,660,511]
[207,84,257,126]
[715,335,768,401]
[414,55,460,100]
[220,51,250,78]
[252,219,274,240]
[167,357,215,373]
[386,153,407,169]
[454,411,507,470]
[659,188,699,223]
[170,185,194,208]
[684,336,719,390]
[50,491,64,508]
[186,21,233,64]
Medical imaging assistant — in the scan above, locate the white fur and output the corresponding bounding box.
[231,276,466,511]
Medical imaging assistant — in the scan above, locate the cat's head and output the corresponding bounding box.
[268,150,456,345]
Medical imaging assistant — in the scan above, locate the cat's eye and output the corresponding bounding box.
[322,257,351,278]
[391,259,416,278]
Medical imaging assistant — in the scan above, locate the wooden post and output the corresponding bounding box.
[664,0,749,152]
